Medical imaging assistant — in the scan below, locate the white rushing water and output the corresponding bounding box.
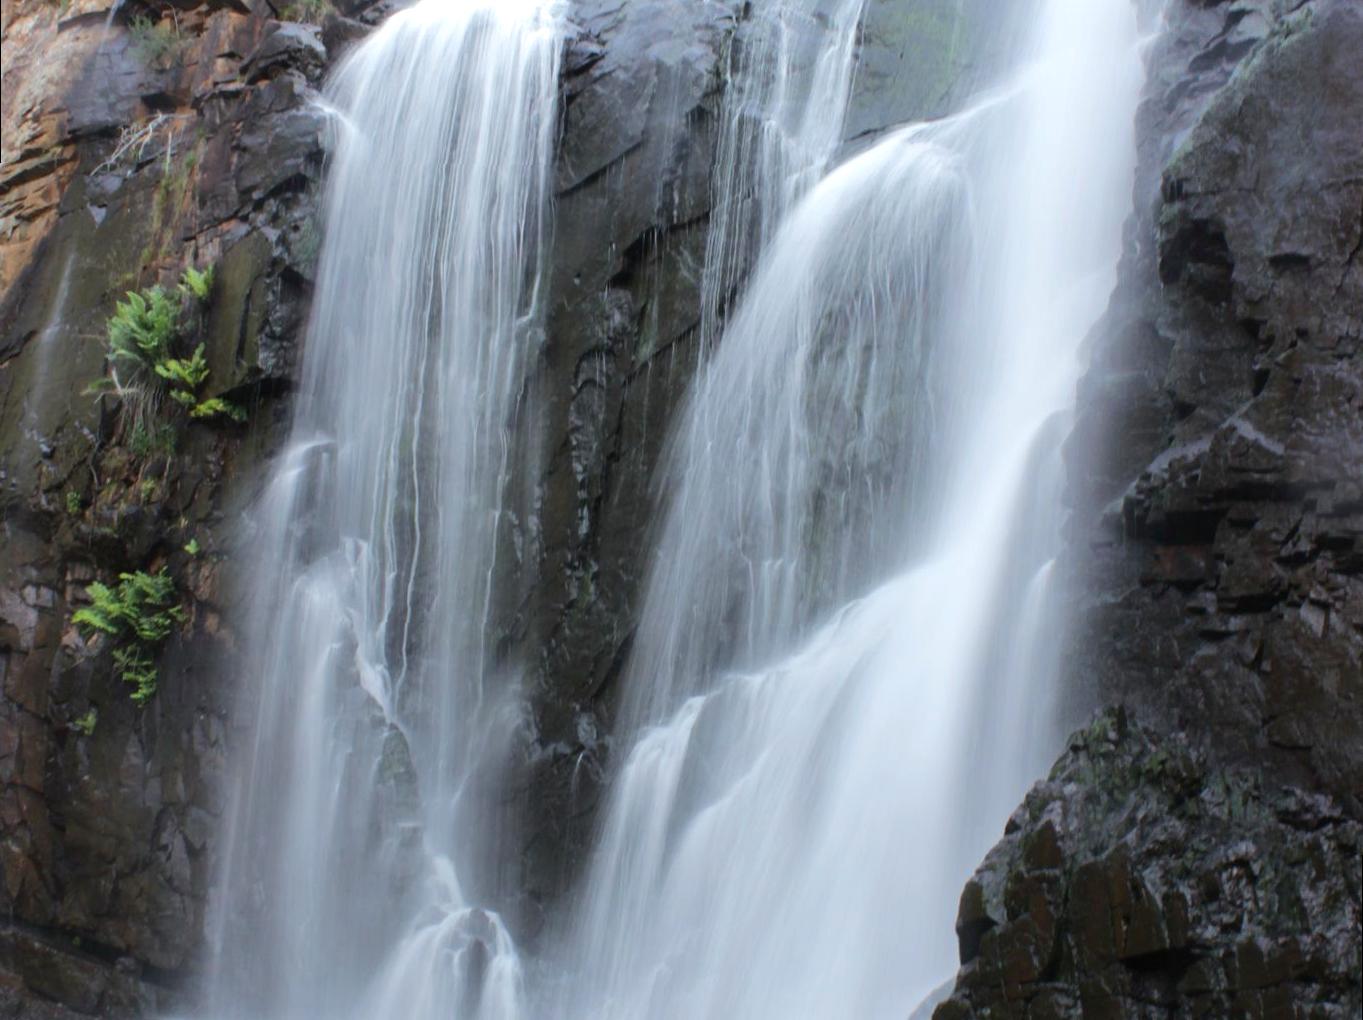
[206,2,560,1017]
[619,0,874,729]
[552,1,1146,1017]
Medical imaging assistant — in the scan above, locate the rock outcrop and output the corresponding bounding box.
[1071,0,1363,814]
[505,0,742,921]
[938,710,1361,1018]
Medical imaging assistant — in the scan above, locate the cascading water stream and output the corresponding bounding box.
[206,2,560,1018]
[552,1,1147,1017]
[616,0,872,731]
[16,253,76,453]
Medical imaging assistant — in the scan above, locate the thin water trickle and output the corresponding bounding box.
[698,0,867,353]
[20,253,76,442]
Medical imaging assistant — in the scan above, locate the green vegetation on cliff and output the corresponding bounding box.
[70,708,98,737]
[128,14,185,69]
[283,0,332,24]
[90,266,246,431]
[178,264,213,301]
[73,568,185,704]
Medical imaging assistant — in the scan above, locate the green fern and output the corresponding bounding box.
[178,265,214,302]
[189,397,247,423]
[96,286,180,429]
[71,708,98,736]
[108,286,179,368]
[95,271,249,434]
[154,342,210,393]
[72,582,124,636]
[113,647,160,703]
[118,570,182,642]
[154,343,210,389]
[72,569,184,702]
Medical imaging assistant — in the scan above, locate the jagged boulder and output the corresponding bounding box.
[935,710,1362,1019]
[241,22,328,83]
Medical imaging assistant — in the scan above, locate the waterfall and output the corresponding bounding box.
[17,253,76,454]
[206,2,561,1017]
[553,1,1146,1017]
[203,0,1149,1015]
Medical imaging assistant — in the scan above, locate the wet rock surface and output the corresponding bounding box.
[1068,0,1363,820]
[505,0,740,921]
[939,0,1363,1014]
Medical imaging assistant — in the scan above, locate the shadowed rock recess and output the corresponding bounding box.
[0,0,1358,1016]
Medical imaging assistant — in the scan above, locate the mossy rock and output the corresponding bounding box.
[203,230,273,395]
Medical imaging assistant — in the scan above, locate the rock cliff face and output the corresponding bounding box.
[2,0,335,1011]
[1,0,1358,1015]
[936,0,1363,1015]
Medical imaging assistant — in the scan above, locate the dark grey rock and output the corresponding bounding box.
[845,0,1028,142]
[934,710,1362,1019]
[319,13,371,63]
[233,75,326,201]
[502,0,740,926]
[938,2,1363,1015]
[1065,0,1363,814]
[242,22,327,83]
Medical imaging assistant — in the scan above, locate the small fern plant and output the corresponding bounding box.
[178,265,213,302]
[91,265,246,432]
[109,286,179,365]
[73,569,185,703]
[87,286,180,427]
[155,343,246,421]
[190,396,247,422]
[156,343,210,402]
